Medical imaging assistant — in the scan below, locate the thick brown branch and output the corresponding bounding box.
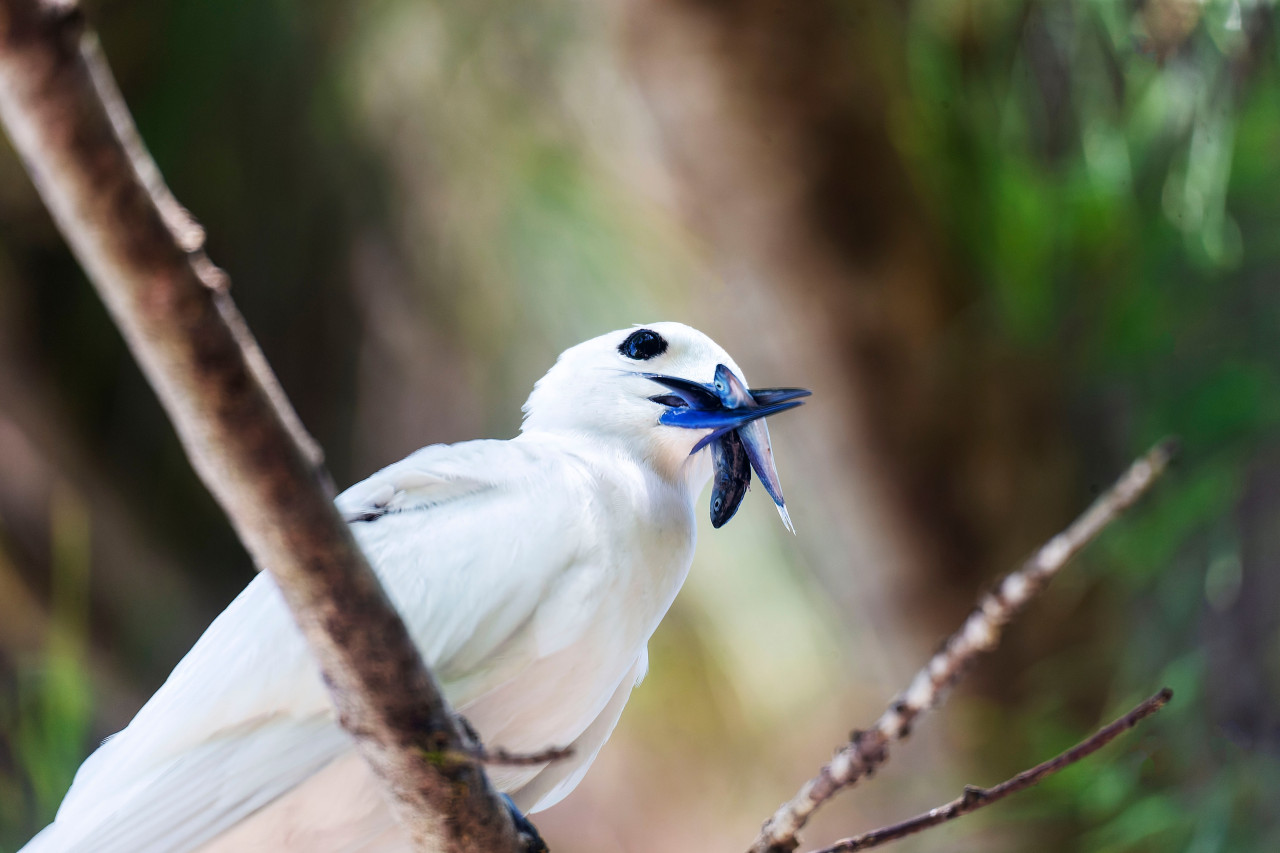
[752,441,1176,853]
[0,1,520,849]
[813,688,1173,853]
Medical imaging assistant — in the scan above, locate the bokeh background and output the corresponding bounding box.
[2,0,1279,850]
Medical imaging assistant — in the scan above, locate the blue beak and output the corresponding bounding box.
[644,365,809,531]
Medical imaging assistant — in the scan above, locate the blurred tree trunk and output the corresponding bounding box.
[620,0,1076,610]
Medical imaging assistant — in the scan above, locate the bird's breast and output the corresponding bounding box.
[449,459,696,755]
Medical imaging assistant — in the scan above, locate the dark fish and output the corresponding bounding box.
[643,362,808,531]
[709,430,751,528]
[715,364,794,530]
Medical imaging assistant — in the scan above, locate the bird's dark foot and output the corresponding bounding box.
[502,794,550,853]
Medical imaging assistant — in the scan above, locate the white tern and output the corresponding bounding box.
[23,322,808,853]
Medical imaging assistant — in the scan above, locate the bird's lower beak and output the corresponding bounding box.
[645,367,809,532]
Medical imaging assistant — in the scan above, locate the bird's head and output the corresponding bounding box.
[521,322,808,531]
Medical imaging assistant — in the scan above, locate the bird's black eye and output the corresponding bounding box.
[618,328,668,361]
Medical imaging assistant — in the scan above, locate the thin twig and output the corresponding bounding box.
[0,1,521,849]
[812,688,1173,852]
[468,745,576,767]
[751,441,1176,853]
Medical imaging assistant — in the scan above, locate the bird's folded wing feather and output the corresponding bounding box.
[38,438,600,851]
[28,715,350,853]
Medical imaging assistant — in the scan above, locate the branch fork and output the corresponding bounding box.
[815,688,1173,853]
[752,442,1176,853]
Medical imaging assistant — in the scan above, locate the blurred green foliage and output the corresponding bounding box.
[0,489,93,846]
[895,1,1280,850]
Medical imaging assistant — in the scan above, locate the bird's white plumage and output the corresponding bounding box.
[23,323,778,853]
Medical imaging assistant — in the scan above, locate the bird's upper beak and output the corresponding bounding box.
[644,365,809,532]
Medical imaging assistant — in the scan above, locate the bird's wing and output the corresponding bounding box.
[334,441,513,523]
[38,438,600,852]
[508,648,649,814]
[27,714,350,853]
[339,438,605,683]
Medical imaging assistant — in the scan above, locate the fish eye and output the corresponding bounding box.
[618,328,667,361]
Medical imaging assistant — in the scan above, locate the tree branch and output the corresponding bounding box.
[751,440,1176,853]
[0,2,521,849]
[812,687,1173,853]
[470,745,575,768]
